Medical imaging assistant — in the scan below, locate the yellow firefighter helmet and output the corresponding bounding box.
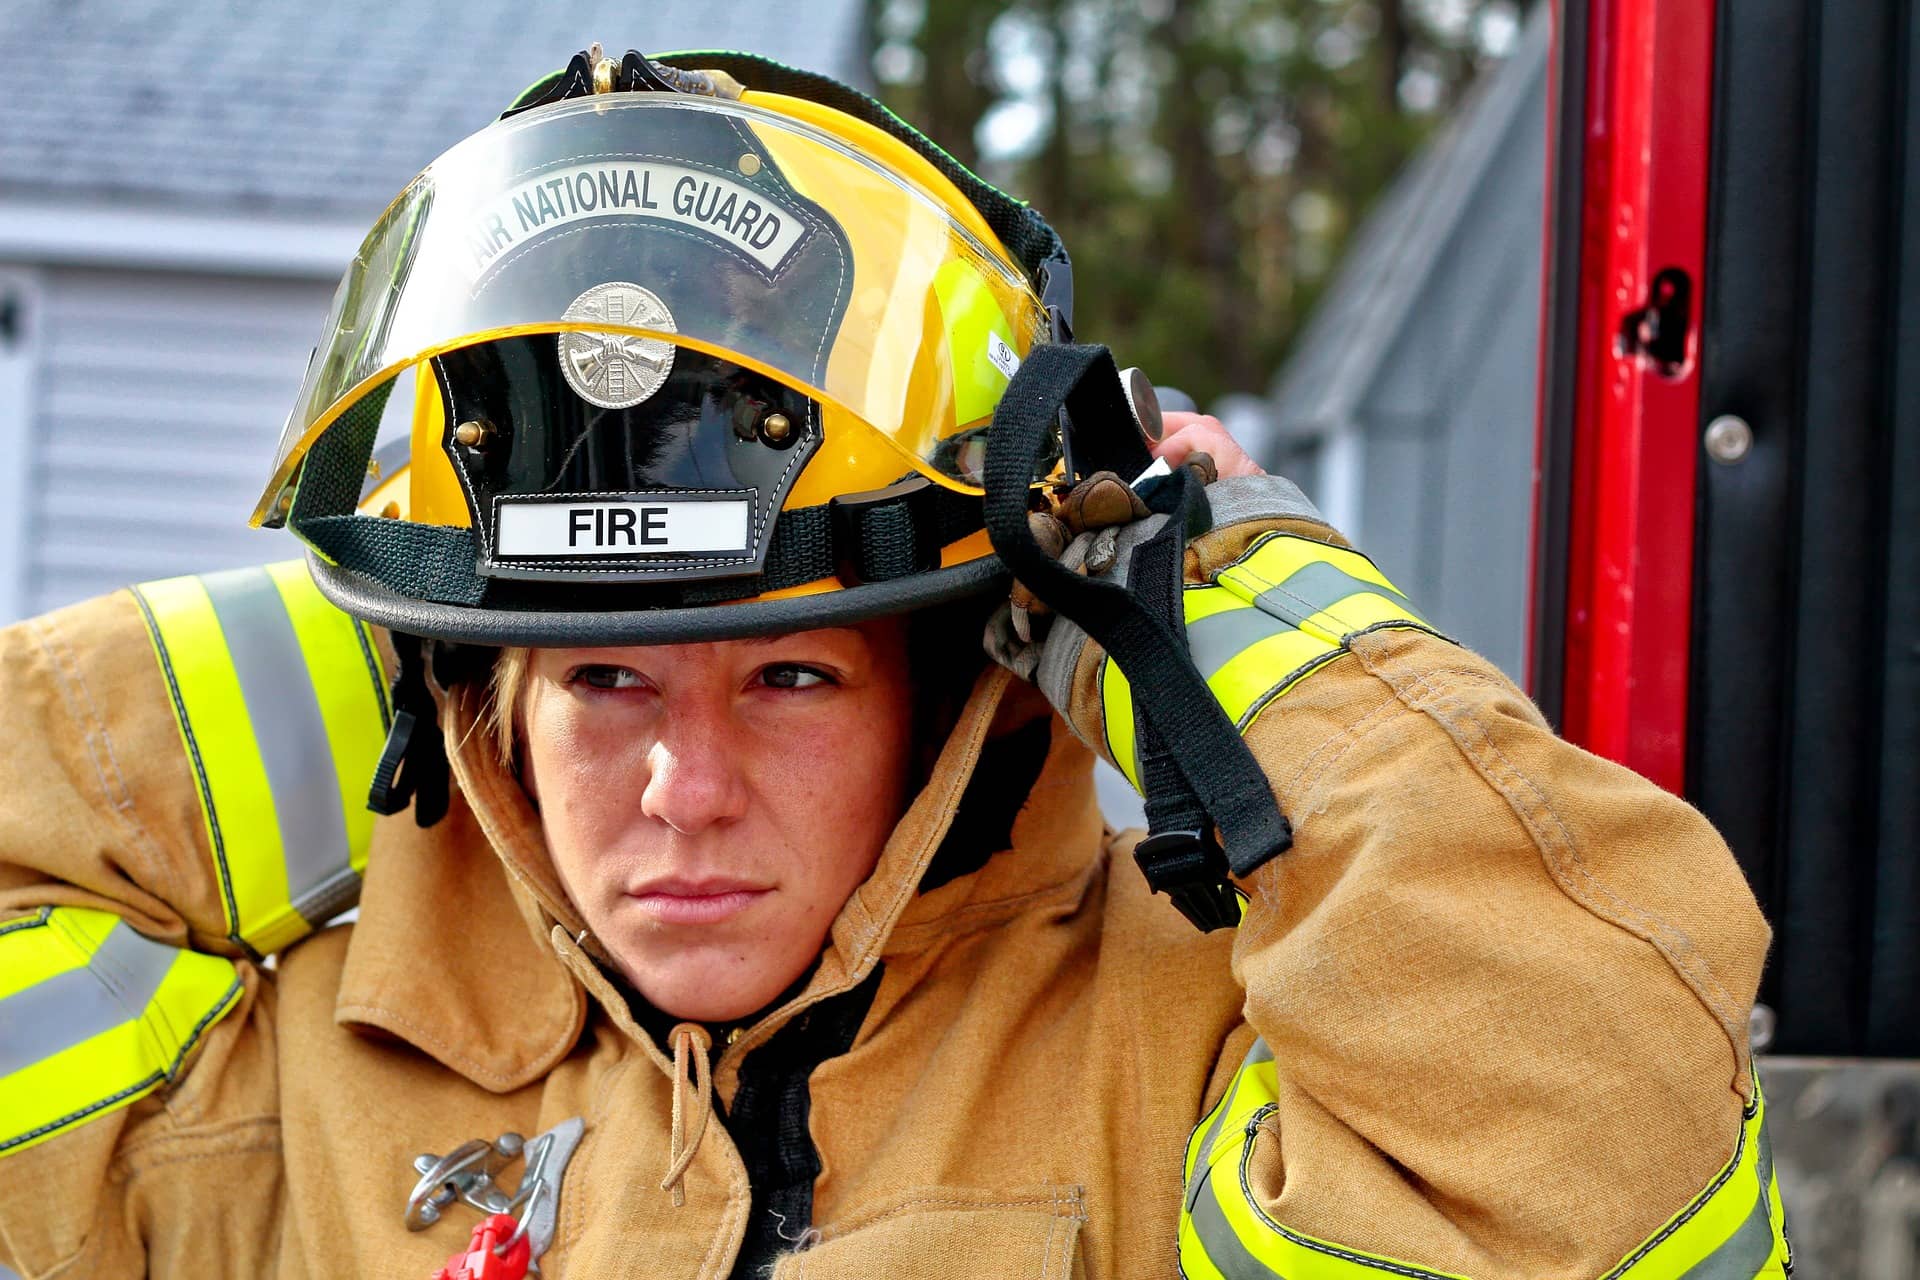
[254,49,1072,646]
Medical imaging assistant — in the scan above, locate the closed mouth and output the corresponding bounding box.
[626,879,771,925]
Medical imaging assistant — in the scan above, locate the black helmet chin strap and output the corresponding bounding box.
[982,344,1293,931]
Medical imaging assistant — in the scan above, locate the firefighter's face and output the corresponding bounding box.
[518,622,915,1022]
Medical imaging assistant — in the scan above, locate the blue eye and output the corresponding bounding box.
[761,664,830,690]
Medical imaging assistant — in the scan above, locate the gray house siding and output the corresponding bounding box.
[24,266,322,614]
[0,0,868,625]
[1268,5,1548,682]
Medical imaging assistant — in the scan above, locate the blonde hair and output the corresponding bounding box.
[487,646,532,766]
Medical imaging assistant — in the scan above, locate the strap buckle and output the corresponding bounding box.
[1133,829,1243,933]
[366,635,450,827]
[367,706,421,816]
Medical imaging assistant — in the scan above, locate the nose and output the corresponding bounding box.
[639,700,750,835]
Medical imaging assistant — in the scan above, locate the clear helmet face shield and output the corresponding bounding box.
[256,92,1054,567]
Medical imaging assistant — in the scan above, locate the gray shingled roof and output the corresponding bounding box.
[0,0,865,220]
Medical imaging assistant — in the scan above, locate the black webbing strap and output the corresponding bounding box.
[1124,478,1249,930]
[294,442,980,608]
[983,344,1291,929]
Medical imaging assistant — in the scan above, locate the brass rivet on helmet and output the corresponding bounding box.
[453,419,496,449]
[589,41,617,95]
[738,153,762,177]
[759,412,792,445]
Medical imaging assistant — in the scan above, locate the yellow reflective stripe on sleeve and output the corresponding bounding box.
[1180,1037,1472,1280]
[1205,532,1437,731]
[0,909,75,999]
[1100,532,1440,796]
[0,907,242,1157]
[132,562,391,955]
[1599,1074,1791,1279]
[132,572,290,951]
[1102,658,1142,790]
[1180,1040,1791,1279]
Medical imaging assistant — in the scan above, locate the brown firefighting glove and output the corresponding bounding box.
[984,453,1218,683]
[984,461,1360,797]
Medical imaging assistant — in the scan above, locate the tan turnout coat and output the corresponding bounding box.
[0,511,1773,1278]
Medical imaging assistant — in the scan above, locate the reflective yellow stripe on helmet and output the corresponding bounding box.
[131,562,392,956]
[1103,533,1439,789]
[1179,1040,1791,1279]
[0,907,242,1157]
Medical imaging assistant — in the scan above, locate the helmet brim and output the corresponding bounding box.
[307,549,1008,647]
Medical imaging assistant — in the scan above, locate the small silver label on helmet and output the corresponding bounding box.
[987,332,1021,380]
[558,282,677,409]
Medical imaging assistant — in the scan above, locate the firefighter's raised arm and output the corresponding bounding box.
[991,407,1788,1278]
[0,567,388,1275]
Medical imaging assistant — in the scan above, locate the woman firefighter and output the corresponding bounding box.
[0,48,1787,1279]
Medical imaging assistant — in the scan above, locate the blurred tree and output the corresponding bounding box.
[866,0,1524,406]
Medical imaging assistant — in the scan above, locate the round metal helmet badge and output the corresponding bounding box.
[557,282,677,409]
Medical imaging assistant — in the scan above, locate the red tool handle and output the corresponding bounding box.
[430,1214,529,1280]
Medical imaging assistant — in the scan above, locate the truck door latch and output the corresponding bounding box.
[1618,266,1693,376]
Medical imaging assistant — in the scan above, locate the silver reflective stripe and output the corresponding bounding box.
[199,567,354,928]
[292,866,364,929]
[1186,1162,1289,1280]
[0,922,175,1077]
[1187,1039,1276,1211]
[1185,605,1299,682]
[1672,1115,1778,1280]
[1246,562,1417,631]
[1670,1190,1776,1280]
[1188,1076,1244,1212]
[1186,563,1421,682]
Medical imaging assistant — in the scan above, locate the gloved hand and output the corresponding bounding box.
[985,409,1263,679]
[999,451,1217,661]
[984,410,1422,799]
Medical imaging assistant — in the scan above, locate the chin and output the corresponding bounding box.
[656,994,766,1023]
[625,950,806,1025]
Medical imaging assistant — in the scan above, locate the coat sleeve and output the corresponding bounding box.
[1058,509,1787,1279]
[0,564,391,1277]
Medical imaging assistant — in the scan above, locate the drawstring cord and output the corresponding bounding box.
[660,1023,713,1207]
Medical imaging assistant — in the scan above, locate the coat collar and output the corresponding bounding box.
[332,779,586,1093]
[334,663,1105,1091]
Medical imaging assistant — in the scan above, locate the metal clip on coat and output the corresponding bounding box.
[406,1119,585,1275]
[982,344,1293,931]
